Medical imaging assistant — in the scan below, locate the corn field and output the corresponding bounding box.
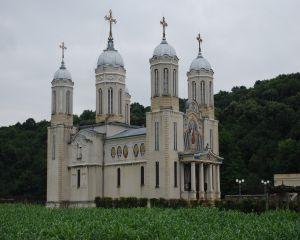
[0,204,299,239]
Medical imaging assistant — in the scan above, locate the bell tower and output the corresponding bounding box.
[150,17,179,112]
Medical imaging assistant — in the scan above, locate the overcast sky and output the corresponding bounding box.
[0,0,299,126]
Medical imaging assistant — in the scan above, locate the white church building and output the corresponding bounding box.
[47,11,223,207]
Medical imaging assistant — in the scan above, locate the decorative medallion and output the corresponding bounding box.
[111,147,116,158]
[140,143,145,156]
[123,145,128,158]
[117,146,122,158]
[133,144,139,158]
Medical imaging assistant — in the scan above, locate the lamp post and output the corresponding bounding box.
[261,180,270,195]
[261,180,270,210]
[236,179,244,196]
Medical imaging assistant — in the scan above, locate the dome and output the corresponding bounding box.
[97,49,124,67]
[53,63,72,80]
[189,54,212,71]
[153,39,176,57]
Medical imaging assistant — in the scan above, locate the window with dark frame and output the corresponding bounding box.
[77,169,81,188]
[117,168,121,187]
[174,161,178,187]
[155,161,159,188]
[141,166,144,186]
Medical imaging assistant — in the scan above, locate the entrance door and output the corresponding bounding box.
[195,164,199,199]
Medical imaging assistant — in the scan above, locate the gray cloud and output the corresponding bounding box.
[0,0,299,126]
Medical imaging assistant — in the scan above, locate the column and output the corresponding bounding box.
[208,164,213,200]
[191,162,196,199]
[199,163,204,199]
[216,165,220,199]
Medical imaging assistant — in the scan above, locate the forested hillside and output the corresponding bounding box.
[0,73,299,200]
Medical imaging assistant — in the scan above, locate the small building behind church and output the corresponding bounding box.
[47,11,223,208]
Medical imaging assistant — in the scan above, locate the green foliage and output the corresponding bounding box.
[130,102,150,126]
[95,197,148,208]
[1,204,300,239]
[73,110,95,126]
[215,73,300,196]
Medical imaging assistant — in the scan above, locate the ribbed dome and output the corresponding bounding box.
[53,63,72,80]
[190,54,212,71]
[97,49,124,67]
[153,39,176,57]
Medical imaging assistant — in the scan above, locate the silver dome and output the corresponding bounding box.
[53,63,72,80]
[97,49,124,67]
[153,39,176,57]
[189,54,212,71]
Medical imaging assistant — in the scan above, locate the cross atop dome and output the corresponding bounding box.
[105,9,117,40]
[59,42,67,69]
[160,17,168,40]
[196,33,203,56]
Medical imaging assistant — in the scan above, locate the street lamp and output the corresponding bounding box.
[261,180,270,195]
[236,178,244,196]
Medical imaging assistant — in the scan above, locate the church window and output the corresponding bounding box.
[155,161,159,188]
[209,81,213,106]
[184,163,191,191]
[173,122,177,150]
[66,90,71,114]
[154,69,159,96]
[77,169,81,188]
[52,133,55,160]
[118,89,122,114]
[174,161,178,187]
[108,87,113,114]
[99,88,103,114]
[173,69,177,96]
[192,81,196,100]
[200,81,205,105]
[154,122,159,151]
[52,91,56,114]
[117,168,121,187]
[210,129,213,150]
[163,68,169,95]
[141,166,144,186]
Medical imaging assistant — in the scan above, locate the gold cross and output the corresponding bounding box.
[160,17,168,39]
[59,42,67,61]
[105,9,117,39]
[196,33,203,53]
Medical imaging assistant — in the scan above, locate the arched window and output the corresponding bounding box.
[66,90,71,114]
[163,68,169,95]
[108,87,113,114]
[209,81,213,106]
[77,169,81,188]
[98,88,102,114]
[173,69,177,96]
[154,69,159,96]
[52,91,56,114]
[117,168,121,187]
[118,89,122,114]
[200,81,205,105]
[141,166,144,186]
[192,81,196,100]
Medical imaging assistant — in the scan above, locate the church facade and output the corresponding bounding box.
[47,11,222,208]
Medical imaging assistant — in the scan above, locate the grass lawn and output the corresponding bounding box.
[0,204,299,239]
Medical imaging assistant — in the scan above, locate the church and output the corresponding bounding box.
[47,10,223,207]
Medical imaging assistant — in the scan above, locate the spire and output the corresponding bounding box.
[160,16,168,41]
[104,9,117,50]
[196,33,203,58]
[59,42,67,69]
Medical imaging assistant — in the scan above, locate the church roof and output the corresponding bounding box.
[153,39,177,57]
[108,128,146,139]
